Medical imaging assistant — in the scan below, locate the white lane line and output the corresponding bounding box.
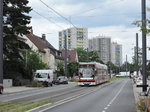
[31,82,114,112]
[38,90,96,112]
[104,107,108,110]
[2,87,84,102]
[102,80,128,112]
[107,104,110,107]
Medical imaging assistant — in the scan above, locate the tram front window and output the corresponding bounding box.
[79,68,94,78]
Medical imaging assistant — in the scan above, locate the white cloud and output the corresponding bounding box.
[28,0,150,63]
[30,18,69,49]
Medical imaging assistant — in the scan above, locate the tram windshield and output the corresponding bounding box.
[79,68,94,78]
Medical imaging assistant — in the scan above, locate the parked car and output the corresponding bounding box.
[0,84,3,94]
[54,76,68,84]
[136,77,148,87]
[136,77,143,87]
[34,69,54,87]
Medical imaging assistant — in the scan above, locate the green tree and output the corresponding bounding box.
[68,61,78,77]
[55,61,65,77]
[107,61,120,74]
[77,48,88,62]
[133,8,150,34]
[22,50,49,80]
[3,0,32,77]
[88,51,104,64]
[77,48,104,63]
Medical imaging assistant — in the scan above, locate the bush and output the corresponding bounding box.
[136,98,146,112]
[27,81,43,87]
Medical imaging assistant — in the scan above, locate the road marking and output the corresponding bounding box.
[104,107,108,110]
[29,83,113,112]
[27,82,115,112]
[38,90,96,112]
[107,104,110,107]
[1,86,86,102]
[102,80,128,112]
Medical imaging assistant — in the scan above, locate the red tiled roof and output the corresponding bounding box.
[61,49,78,63]
[26,33,55,53]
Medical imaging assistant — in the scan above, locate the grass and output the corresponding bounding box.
[108,77,119,82]
[136,97,146,112]
[0,100,51,112]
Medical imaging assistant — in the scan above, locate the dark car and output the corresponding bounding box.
[54,76,68,84]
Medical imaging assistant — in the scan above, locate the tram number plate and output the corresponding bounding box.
[83,82,90,85]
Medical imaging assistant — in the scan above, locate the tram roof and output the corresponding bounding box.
[79,62,107,69]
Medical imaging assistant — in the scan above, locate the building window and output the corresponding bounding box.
[59,32,62,36]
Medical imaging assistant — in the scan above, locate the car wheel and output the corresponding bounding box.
[0,88,3,94]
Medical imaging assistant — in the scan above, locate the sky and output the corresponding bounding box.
[28,0,150,63]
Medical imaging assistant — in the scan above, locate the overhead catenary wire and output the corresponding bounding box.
[39,0,76,28]
[71,0,125,17]
[32,9,64,29]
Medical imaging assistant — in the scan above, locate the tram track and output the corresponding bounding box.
[3,86,94,102]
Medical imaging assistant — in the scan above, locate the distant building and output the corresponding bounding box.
[59,27,88,50]
[88,36,111,64]
[22,30,63,70]
[111,42,122,66]
[61,49,79,63]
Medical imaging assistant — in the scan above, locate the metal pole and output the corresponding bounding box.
[141,0,147,92]
[64,31,68,77]
[136,33,139,76]
[0,0,3,85]
[126,55,128,76]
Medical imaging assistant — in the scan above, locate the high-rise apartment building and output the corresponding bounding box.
[59,27,88,50]
[111,42,122,66]
[88,36,111,64]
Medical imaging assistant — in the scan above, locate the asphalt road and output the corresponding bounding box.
[0,82,78,102]
[42,79,136,112]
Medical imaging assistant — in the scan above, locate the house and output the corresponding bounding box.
[61,49,79,63]
[22,30,63,70]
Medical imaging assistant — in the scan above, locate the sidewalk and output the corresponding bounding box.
[133,82,142,112]
[133,80,150,112]
[3,86,37,93]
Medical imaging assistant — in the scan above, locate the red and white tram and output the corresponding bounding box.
[78,62,109,86]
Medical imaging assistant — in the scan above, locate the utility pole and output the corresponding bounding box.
[64,31,68,77]
[141,0,147,92]
[126,55,128,75]
[136,33,139,76]
[0,0,3,86]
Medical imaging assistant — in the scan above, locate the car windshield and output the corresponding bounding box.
[35,73,48,78]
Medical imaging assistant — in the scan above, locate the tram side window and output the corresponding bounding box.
[97,69,103,75]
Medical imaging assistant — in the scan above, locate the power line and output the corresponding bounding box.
[71,0,124,17]
[39,0,76,28]
[32,9,64,29]
[71,12,140,18]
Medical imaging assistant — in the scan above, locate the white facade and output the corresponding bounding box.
[59,27,88,50]
[88,36,111,64]
[22,35,56,70]
[111,42,122,66]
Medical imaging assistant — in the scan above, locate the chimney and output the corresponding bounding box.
[30,28,33,35]
[42,34,46,40]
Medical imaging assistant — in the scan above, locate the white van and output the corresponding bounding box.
[34,70,53,87]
